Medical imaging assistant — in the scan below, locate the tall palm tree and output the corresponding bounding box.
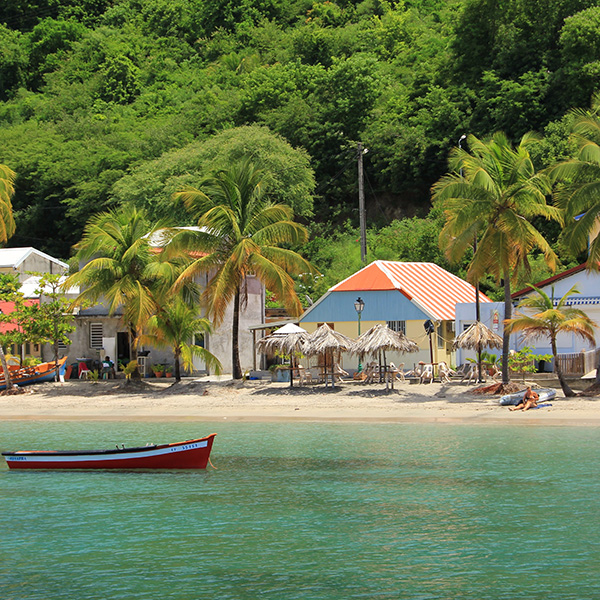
[505,285,596,397]
[66,208,165,377]
[550,94,600,267]
[140,300,222,382]
[0,164,16,244]
[0,165,16,389]
[172,159,316,379]
[432,132,562,384]
[549,95,600,386]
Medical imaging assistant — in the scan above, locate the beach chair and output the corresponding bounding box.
[461,363,478,384]
[363,362,377,384]
[333,363,349,382]
[437,361,456,384]
[419,364,434,384]
[297,365,313,385]
[78,362,91,380]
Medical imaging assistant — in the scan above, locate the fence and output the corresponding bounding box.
[554,348,600,376]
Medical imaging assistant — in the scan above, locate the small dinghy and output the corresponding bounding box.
[2,434,216,470]
[499,388,556,406]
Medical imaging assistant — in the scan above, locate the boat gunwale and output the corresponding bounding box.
[1,434,216,458]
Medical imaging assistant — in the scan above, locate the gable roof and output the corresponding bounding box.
[512,263,588,299]
[330,261,491,321]
[0,247,68,270]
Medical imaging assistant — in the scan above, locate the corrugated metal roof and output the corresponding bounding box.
[0,247,68,269]
[331,261,490,321]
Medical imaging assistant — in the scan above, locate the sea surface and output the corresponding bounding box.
[0,421,598,600]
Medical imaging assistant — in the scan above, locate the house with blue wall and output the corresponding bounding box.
[299,260,491,368]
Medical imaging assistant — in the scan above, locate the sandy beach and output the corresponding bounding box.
[0,377,598,426]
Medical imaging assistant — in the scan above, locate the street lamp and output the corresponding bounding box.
[354,297,365,371]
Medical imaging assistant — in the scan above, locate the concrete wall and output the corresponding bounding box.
[59,274,265,377]
[209,274,265,374]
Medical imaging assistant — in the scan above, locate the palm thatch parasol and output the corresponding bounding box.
[453,322,503,382]
[453,322,502,350]
[304,323,355,387]
[256,323,309,387]
[352,323,419,390]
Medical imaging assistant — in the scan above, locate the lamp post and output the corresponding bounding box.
[354,297,365,371]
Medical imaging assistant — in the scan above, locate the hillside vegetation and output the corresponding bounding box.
[1,0,598,298]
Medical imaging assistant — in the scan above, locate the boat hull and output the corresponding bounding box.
[0,357,68,391]
[2,434,216,470]
[499,388,557,406]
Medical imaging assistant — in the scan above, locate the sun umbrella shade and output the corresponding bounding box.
[256,330,309,357]
[452,322,503,350]
[352,323,419,357]
[304,323,355,355]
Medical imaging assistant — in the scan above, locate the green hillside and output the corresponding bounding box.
[0,0,598,290]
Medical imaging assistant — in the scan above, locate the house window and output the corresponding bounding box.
[437,324,444,348]
[58,339,68,351]
[387,320,406,335]
[90,323,103,349]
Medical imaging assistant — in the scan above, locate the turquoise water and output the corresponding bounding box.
[1,421,598,600]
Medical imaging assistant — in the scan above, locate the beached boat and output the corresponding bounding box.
[2,434,216,470]
[499,388,557,406]
[0,356,68,391]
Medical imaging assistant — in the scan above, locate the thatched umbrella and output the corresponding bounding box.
[352,323,419,391]
[304,323,355,387]
[256,323,309,387]
[453,322,503,382]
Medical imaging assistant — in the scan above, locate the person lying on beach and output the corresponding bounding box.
[509,386,539,411]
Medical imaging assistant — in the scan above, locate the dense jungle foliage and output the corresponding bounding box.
[1,0,599,301]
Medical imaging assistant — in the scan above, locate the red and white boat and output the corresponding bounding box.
[2,434,216,470]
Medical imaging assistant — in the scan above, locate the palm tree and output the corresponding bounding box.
[432,132,562,385]
[549,97,600,386]
[505,284,596,397]
[0,165,16,389]
[550,94,600,267]
[66,208,165,377]
[0,164,16,243]
[140,300,222,382]
[172,159,316,379]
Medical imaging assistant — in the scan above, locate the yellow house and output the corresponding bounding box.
[299,261,491,369]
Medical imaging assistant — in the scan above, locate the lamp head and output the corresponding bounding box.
[354,297,365,314]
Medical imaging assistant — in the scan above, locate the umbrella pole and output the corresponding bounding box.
[290,354,294,388]
[384,350,389,392]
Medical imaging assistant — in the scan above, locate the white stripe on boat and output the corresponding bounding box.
[6,441,208,462]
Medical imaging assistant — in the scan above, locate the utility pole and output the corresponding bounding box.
[358,142,367,264]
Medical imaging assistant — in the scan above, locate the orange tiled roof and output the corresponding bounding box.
[331,261,491,321]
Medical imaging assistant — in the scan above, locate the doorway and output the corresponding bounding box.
[192,333,206,372]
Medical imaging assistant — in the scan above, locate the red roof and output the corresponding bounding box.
[512,263,588,298]
[331,261,491,321]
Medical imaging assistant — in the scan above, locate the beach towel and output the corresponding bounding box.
[532,403,552,409]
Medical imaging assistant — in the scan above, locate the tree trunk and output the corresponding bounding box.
[175,347,181,383]
[53,320,60,382]
[0,344,12,391]
[232,287,242,379]
[552,336,576,397]
[501,273,512,385]
[129,324,141,380]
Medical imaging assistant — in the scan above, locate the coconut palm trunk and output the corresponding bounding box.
[231,287,242,380]
[502,272,512,385]
[0,345,12,390]
[174,347,182,382]
[551,336,575,397]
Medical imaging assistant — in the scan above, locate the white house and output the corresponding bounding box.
[455,263,600,370]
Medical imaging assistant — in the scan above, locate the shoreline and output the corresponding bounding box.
[0,378,598,426]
